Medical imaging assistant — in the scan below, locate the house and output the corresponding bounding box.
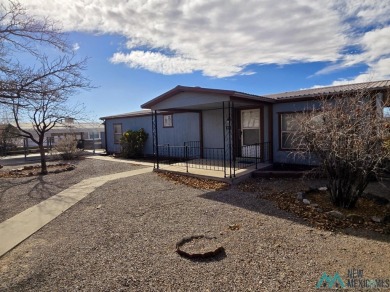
[14,120,105,150]
[101,80,390,177]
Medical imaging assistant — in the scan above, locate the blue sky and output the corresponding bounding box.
[14,1,390,120]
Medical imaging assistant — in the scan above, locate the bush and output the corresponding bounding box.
[55,135,82,160]
[120,128,148,158]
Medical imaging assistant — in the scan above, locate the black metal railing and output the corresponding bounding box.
[155,141,272,177]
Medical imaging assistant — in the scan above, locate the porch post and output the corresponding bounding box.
[152,110,159,169]
[228,101,232,178]
[222,101,226,178]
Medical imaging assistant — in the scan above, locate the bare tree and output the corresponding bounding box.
[0,1,92,173]
[293,89,390,208]
[0,0,72,102]
[11,81,86,174]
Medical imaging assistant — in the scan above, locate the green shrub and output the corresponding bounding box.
[120,128,148,158]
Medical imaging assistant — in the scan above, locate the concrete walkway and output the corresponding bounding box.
[85,155,155,167]
[0,167,152,257]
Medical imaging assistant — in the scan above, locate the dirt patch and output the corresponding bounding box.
[157,173,390,235]
[157,172,229,191]
[239,178,390,234]
[0,163,75,178]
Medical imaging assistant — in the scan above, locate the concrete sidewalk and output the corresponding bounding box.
[86,155,155,167]
[0,166,152,257]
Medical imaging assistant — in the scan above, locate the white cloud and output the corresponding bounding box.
[72,42,80,51]
[16,0,390,78]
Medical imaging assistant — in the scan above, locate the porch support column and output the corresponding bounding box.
[152,110,159,169]
[223,101,233,178]
[222,102,226,178]
[228,101,233,178]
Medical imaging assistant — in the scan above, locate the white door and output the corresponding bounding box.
[241,109,260,157]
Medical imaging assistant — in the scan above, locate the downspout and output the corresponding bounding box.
[103,119,108,154]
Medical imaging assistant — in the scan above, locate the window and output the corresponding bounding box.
[113,124,122,144]
[163,114,173,128]
[280,113,302,150]
[89,132,100,140]
[384,107,390,118]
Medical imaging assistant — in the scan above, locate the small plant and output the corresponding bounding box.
[120,128,148,158]
[55,135,82,160]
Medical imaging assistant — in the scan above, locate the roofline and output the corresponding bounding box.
[264,80,390,101]
[140,85,274,109]
[99,111,152,121]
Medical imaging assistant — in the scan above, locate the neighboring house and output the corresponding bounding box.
[101,80,390,176]
[17,119,105,150]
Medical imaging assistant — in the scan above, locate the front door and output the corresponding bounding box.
[241,109,260,157]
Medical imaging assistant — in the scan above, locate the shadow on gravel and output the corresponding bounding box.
[178,250,227,263]
[199,189,390,244]
[0,175,66,223]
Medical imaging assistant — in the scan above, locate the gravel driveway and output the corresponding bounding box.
[0,161,389,291]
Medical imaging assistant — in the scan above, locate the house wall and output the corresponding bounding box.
[151,92,230,110]
[105,112,200,155]
[272,100,321,165]
[202,109,224,149]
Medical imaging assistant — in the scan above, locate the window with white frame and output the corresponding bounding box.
[280,113,302,150]
[113,124,122,144]
[163,114,173,127]
[280,112,323,150]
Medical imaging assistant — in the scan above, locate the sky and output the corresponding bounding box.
[11,0,390,120]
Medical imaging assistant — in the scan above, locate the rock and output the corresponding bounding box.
[228,224,240,230]
[315,208,323,213]
[23,165,34,170]
[346,214,365,224]
[326,210,345,219]
[371,216,382,223]
[296,192,304,200]
[65,166,75,171]
[303,199,310,205]
[96,204,102,209]
[310,203,319,208]
[318,187,327,191]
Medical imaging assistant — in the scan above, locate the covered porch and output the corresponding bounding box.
[141,86,274,179]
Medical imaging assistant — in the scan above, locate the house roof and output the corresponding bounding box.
[140,85,274,109]
[264,80,390,101]
[16,122,104,131]
[100,110,152,120]
[102,79,390,119]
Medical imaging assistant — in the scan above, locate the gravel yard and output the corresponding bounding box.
[0,161,389,291]
[0,158,142,223]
